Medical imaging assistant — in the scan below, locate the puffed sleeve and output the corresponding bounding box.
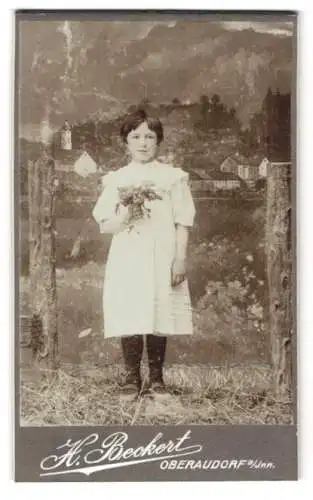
[92,172,129,234]
[170,169,196,227]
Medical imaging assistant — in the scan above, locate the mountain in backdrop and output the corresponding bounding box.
[18,18,294,139]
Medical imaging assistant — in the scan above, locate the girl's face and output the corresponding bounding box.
[126,121,158,163]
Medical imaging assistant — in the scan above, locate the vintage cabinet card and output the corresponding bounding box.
[14,10,297,481]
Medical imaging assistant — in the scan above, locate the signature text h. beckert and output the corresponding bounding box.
[40,430,203,476]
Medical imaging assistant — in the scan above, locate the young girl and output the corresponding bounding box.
[92,109,196,400]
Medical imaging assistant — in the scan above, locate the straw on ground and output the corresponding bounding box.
[20,363,292,426]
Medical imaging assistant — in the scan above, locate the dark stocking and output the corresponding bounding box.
[121,335,143,388]
[146,334,167,384]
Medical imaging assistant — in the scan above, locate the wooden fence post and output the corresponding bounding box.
[28,124,58,374]
[265,161,292,397]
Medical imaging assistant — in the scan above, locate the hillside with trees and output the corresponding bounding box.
[19,87,291,199]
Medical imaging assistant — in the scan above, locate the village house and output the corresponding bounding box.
[206,170,242,191]
[258,157,270,178]
[54,149,98,178]
[53,149,101,202]
[189,168,241,192]
[220,153,269,188]
[53,120,99,178]
[220,156,239,175]
[236,157,261,188]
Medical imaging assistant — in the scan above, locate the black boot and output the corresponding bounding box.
[121,335,143,399]
[146,334,168,395]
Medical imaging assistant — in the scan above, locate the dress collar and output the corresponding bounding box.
[128,159,160,169]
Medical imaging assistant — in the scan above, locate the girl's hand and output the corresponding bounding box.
[122,203,142,224]
[129,203,143,220]
[171,257,186,287]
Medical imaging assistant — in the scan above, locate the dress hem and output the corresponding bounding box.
[103,331,194,339]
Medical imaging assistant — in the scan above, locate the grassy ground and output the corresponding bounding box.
[20,363,293,426]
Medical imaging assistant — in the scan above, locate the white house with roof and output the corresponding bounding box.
[237,163,259,181]
[234,155,261,187]
[54,149,98,178]
[219,154,270,187]
[220,156,239,175]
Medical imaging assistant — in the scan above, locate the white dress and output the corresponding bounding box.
[92,159,196,338]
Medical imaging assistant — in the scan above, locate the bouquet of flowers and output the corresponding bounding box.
[115,182,162,231]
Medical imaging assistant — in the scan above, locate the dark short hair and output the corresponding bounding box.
[120,109,164,145]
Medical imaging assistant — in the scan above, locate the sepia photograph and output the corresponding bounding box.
[17,12,296,428]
